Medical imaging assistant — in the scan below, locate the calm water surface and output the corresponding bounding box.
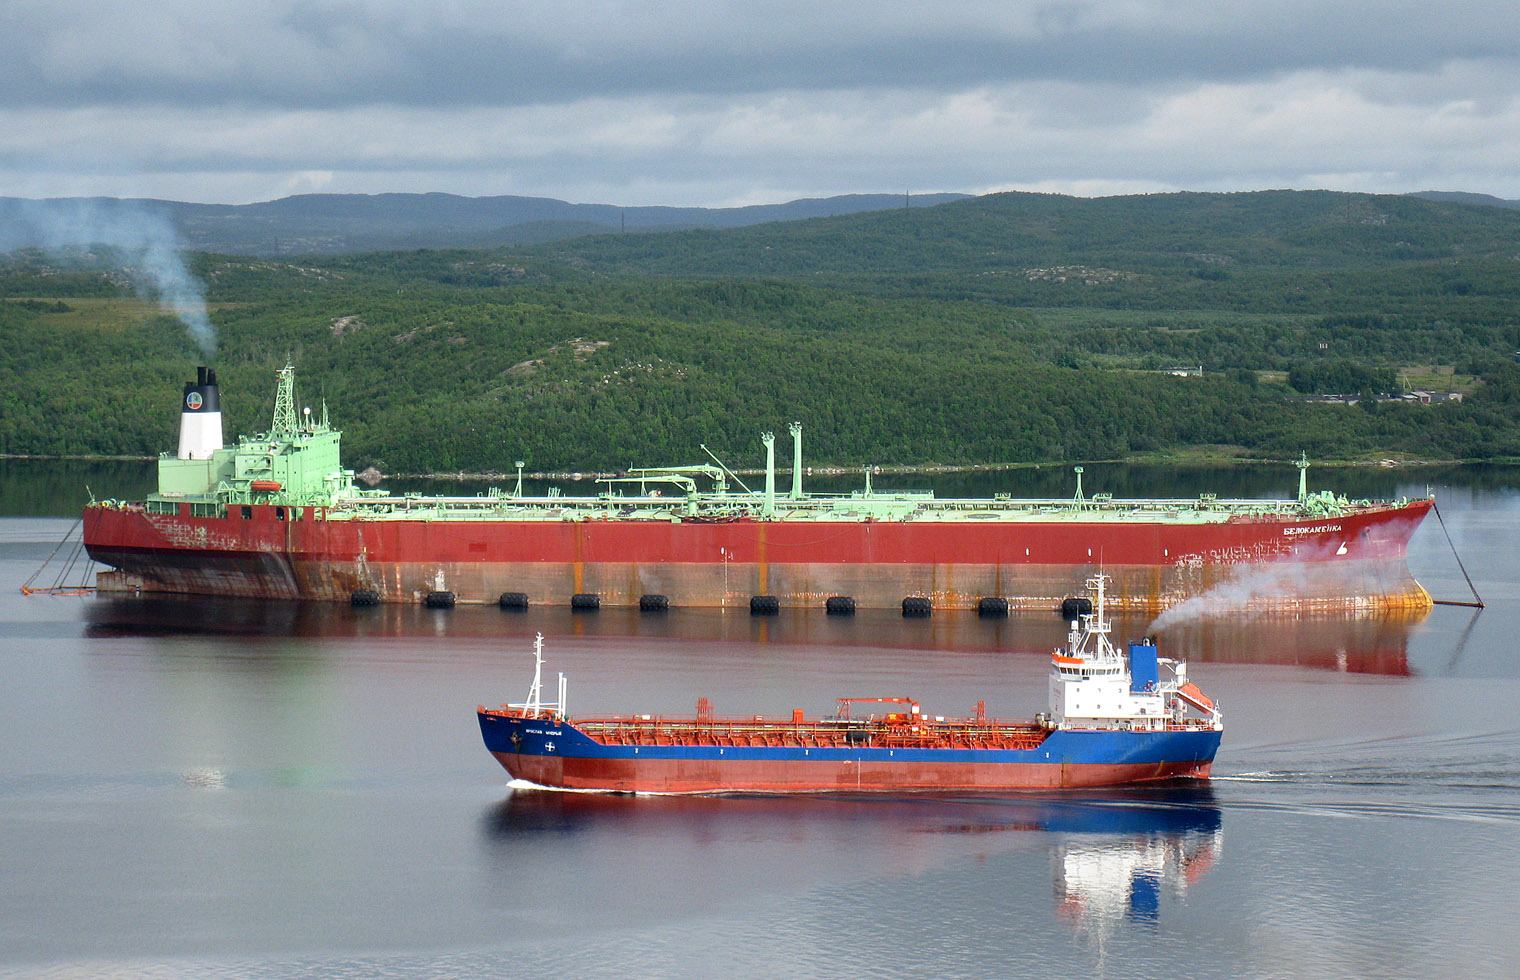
[2,462,1518,979]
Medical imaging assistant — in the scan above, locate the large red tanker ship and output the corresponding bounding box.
[83,366,1433,613]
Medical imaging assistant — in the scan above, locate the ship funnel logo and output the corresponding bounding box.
[186,392,203,411]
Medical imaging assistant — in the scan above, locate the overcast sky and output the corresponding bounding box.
[3,0,1518,206]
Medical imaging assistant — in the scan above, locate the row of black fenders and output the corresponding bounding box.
[349,588,1029,619]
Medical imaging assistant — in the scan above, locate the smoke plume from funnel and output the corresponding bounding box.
[8,198,217,360]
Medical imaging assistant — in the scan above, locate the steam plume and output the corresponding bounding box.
[7,198,216,360]
[1148,537,1375,632]
[1148,561,1328,632]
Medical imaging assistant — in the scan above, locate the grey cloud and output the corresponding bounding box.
[4,2,1518,110]
[4,1,1520,205]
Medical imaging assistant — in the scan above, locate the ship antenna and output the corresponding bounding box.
[514,460,525,498]
[271,363,298,437]
[1072,466,1085,510]
[1085,573,1116,659]
[522,632,547,716]
[1093,573,1108,635]
[1296,452,1310,504]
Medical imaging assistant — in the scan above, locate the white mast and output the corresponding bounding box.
[524,632,545,714]
[510,633,564,720]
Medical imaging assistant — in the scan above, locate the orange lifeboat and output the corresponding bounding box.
[250,480,282,493]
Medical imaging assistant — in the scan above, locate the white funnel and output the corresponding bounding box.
[177,366,224,460]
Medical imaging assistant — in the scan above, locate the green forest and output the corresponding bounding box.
[3,189,1519,474]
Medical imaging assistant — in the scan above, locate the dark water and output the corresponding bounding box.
[2,462,1518,979]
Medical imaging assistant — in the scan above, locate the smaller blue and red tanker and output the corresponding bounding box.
[477,575,1223,793]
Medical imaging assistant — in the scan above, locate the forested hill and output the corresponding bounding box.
[524,188,1520,279]
[3,188,1520,474]
[0,191,968,256]
[325,189,1520,318]
[1412,191,1520,211]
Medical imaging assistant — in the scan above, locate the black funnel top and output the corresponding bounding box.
[183,367,220,414]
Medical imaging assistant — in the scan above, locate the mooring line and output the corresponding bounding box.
[19,517,96,596]
[1430,501,1484,608]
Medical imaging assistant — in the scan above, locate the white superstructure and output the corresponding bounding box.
[1047,575,1222,732]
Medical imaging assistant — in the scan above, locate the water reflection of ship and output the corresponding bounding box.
[81,594,1076,651]
[1052,805,1222,931]
[482,786,1222,923]
[84,595,1425,676]
[1155,610,1428,676]
[484,784,1221,835]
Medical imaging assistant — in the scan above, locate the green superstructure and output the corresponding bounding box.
[149,364,353,513]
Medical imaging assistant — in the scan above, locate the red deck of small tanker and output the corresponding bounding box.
[528,709,1051,752]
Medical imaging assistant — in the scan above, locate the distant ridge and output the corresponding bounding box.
[1409,191,1520,210]
[0,191,969,257]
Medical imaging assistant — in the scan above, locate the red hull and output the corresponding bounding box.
[83,498,1431,611]
[489,750,1213,793]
